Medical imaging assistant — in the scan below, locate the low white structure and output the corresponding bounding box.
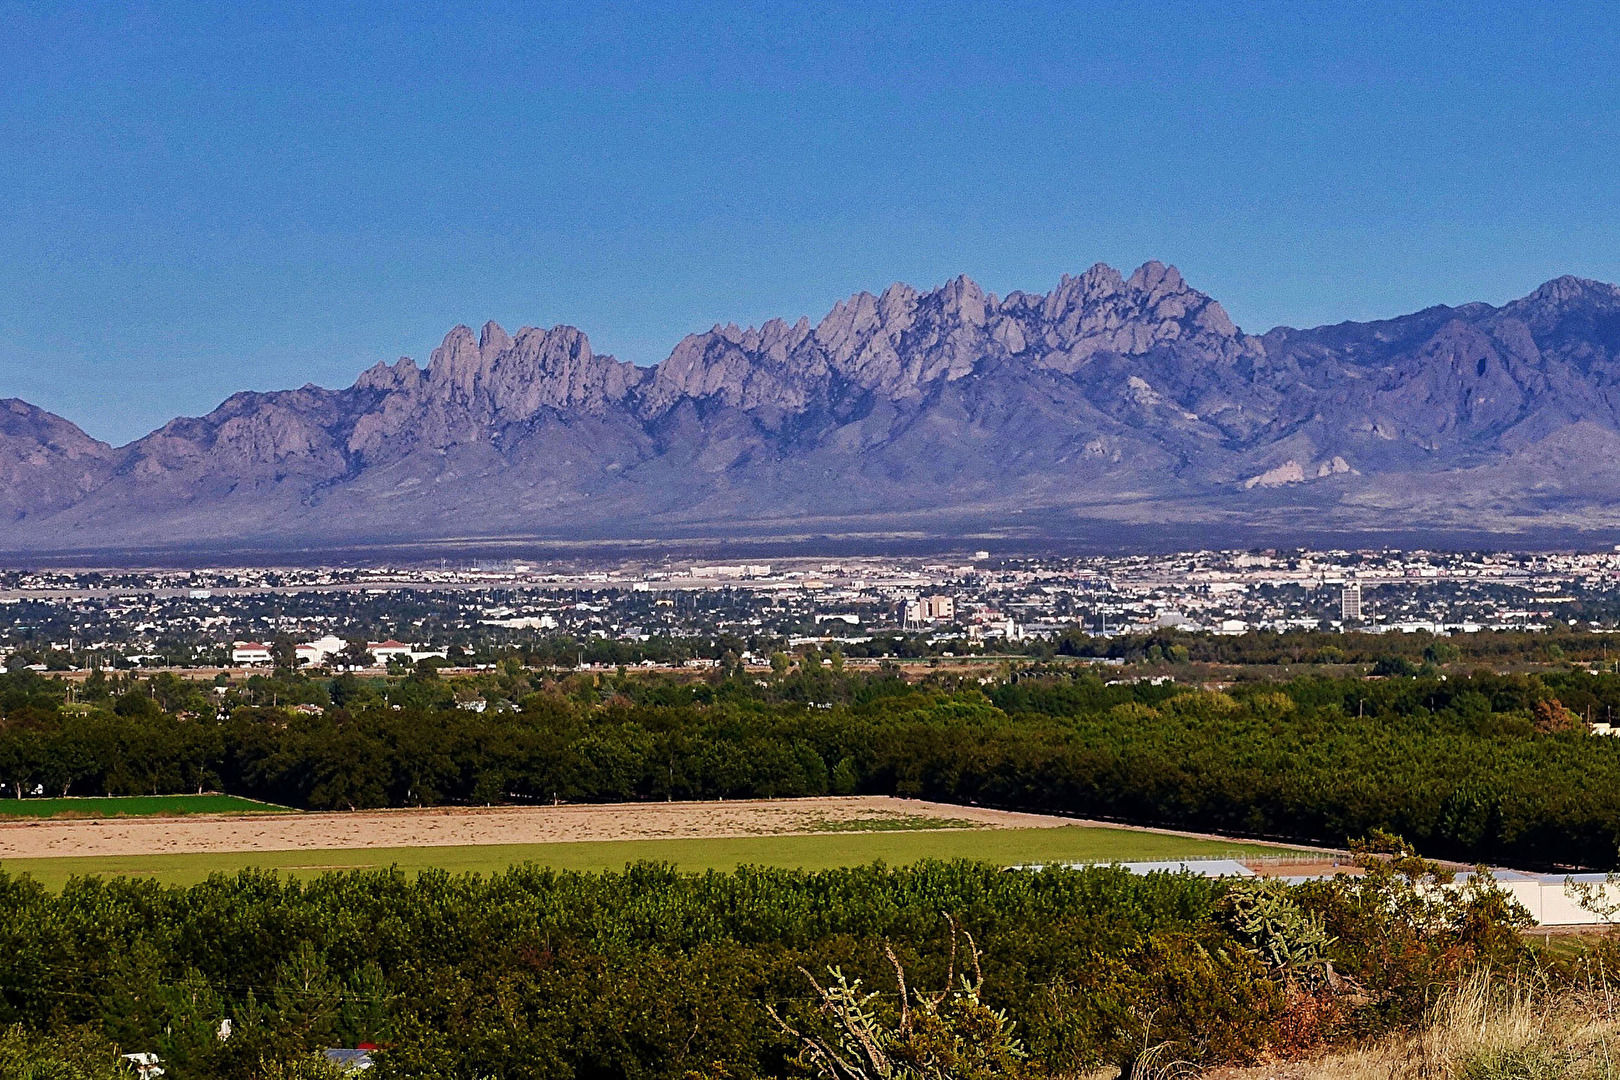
[1087,859,1620,928]
[367,639,414,662]
[365,640,448,664]
[295,635,348,666]
[230,642,272,665]
[1481,871,1619,926]
[481,615,557,630]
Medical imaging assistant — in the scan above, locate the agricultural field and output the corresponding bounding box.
[0,796,1312,887]
[0,794,291,818]
[0,649,1586,1077]
[0,825,1301,888]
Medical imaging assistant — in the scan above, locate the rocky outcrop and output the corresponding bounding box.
[5,264,1620,551]
[638,261,1261,419]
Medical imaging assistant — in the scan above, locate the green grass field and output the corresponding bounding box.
[0,825,1311,889]
[0,794,292,819]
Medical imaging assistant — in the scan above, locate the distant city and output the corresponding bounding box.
[4,547,1620,672]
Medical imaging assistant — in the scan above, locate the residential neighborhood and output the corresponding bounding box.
[5,548,1620,673]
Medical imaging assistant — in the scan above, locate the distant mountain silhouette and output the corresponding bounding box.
[6,262,1620,553]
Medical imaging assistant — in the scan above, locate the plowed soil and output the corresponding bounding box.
[0,796,1077,859]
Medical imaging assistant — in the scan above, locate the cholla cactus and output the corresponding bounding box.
[769,918,1038,1080]
[1226,878,1336,987]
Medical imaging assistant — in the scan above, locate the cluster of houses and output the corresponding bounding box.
[229,637,447,668]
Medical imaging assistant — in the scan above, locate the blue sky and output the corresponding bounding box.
[2,0,1617,444]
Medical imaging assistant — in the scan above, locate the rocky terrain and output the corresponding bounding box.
[4,262,1620,553]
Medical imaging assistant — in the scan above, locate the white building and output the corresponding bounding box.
[367,640,414,662]
[231,642,272,666]
[295,635,348,666]
[230,641,270,667]
[689,563,771,579]
[902,595,955,627]
[1340,582,1363,622]
[365,640,448,664]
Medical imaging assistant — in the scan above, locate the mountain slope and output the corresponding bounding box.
[0,400,116,523]
[5,264,1620,552]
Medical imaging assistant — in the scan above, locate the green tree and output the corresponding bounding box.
[0,1025,124,1079]
[271,635,299,672]
[830,756,859,796]
[328,673,364,709]
[337,639,374,669]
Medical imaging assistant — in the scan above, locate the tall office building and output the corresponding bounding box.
[903,595,956,626]
[1340,581,1363,622]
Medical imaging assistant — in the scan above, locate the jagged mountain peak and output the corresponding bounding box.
[1125,259,1182,294]
[628,264,1266,423]
[404,321,646,422]
[9,264,1620,551]
[635,264,1267,421]
[1069,261,1127,294]
[422,322,610,382]
[1515,274,1620,310]
[354,357,419,392]
[478,320,513,355]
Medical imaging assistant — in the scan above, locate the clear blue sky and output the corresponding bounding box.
[2,0,1617,444]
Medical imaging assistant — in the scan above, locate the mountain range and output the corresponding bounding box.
[5,261,1620,555]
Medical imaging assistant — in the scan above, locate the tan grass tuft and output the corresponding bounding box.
[1204,971,1620,1079]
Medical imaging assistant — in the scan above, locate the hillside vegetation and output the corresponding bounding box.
[0,837,1543,1079]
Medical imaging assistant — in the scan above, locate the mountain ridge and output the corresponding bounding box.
[6,262,1620,553]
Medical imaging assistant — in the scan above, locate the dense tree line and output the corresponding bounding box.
[6,664,1620,867]
[1044,627,1620,667]
[0,851,1528,1080]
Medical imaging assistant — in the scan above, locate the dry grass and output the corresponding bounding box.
[1205,972,1620,1079]
[0,796,1078,859]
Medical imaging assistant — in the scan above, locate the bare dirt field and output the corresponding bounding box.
[0,796,1084,860]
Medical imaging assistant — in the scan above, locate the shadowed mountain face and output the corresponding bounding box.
[5,262,1620,553]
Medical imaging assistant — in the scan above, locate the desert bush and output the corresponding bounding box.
[773,922,1041,1080]
[1295,832,1532,1031]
